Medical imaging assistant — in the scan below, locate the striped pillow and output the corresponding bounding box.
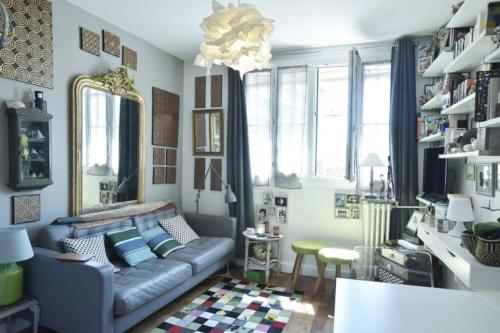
[107,227,156,266]
[140,226,184,258]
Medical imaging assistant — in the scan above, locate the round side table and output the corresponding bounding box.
[243,231,284,284]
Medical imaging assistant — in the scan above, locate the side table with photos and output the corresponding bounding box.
[243,231,284,284]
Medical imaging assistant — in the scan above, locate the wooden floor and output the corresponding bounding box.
[127,266,335,333]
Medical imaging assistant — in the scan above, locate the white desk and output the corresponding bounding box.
[333,279,500,333]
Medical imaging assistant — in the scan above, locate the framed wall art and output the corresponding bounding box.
[12,194,40,224]
[80,27,100,56]
[102,30,120,57]
[475,163,496,196]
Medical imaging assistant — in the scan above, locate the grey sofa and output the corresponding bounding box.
[23,213,236,333]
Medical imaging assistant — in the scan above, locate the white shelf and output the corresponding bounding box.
[441,93,475,115]
[439,150,480,159]
[419,132,445,143]
[421,94,443,110]
[485,47,500,63]
[423,51,454,77]
[477,116,500,128]
[444,33,496,73]
[418,222,500,290]
[416,195,448,207]
[447,0,489,28]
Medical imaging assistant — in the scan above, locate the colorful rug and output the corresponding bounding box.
[154,277,304,333]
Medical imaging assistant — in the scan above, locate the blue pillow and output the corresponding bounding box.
[107,227,156,266]
[140,226,184,258]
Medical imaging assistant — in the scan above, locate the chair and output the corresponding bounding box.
[290,239,327,288]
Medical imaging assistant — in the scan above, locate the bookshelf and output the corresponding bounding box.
[419,132,445,143]
[447,0,489,28]
[441,93,475,115]
[423,51,454,78]
[444,33,496,73]
[420,94,443,110]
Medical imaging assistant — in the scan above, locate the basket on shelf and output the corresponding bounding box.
[461,231,477,256]
[475,237,500,267]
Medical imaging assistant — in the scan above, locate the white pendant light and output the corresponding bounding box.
[194,1,274,77]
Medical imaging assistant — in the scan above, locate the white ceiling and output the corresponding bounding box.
[65,0,456,59]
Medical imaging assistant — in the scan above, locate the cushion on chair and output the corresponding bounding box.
[107,227,156,266]
[318,247,359,265]
[291,239,327,255]
[62,234,119,272]
[140,226,184,258]
[159,215,200,245]
[166,236,235,274]
[113,258,192,316]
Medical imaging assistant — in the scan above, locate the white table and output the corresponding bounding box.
[243,231,283,284]
[334,279,500,333]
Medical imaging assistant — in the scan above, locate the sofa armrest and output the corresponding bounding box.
[23,247,114,333]
[184,213,237,239]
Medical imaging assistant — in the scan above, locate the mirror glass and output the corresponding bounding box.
[81,87,140,212]
[193,109,223,155]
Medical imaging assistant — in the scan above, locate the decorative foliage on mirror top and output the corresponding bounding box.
[0,0,54,88]
[93,67,136,94]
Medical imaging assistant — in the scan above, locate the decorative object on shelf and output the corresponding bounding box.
[102,30,120,57]
[93,67,136,94]
[34,90,47,112]
[417,42,433,73]
[0,228,34,306]
[194,0,274,77]
[253,244,269,260]
[0,0,53,88]
[0,1,12,47]
[386,156,394,200]
[122,46,137,70]
[475,237,500,266]
[12,194,40,224]
[446,194,474,238]
[80,27,101,56]
[152,87,180,147]
[6,107,53,191]
[194,161,237,214]
[153,147,166,165]
[475,163,496,196]
[361,153,385,199]
[153,167,166,185]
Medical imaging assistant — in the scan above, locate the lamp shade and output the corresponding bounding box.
[360,153,385,167]
[224,185,238,204]
[0,228,34,263]
[446,194,474,222]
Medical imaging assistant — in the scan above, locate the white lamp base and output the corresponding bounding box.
[448,221,467,238]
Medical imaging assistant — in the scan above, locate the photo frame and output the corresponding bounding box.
[273,194,287,207]
[475,163,496,196]
[350,206,361,219]
[346,194,360,205]
[335,208,350,219]
[406,211,424,236]
[12,194,40,224]
[256,205,267,223]
[263,192,273,205]
[335,193,346,208]
[417,56,433,73]
[277,207,287,223]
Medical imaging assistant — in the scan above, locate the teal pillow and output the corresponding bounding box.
[107,227,156,266]
[140,226,184,258]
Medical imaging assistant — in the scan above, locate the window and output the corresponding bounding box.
[315,66,349,178]
[359,63,391,189]
[245,71,272,185]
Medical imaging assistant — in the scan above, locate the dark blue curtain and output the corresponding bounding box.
[227,68,255,258]
[389,39,418,238]
[117,99,139,202]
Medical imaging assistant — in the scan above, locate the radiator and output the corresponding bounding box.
[362,201,394,246]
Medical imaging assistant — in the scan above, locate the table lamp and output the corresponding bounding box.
[360,153,385,199]
[0,228,34,306]
[446,194,474,238]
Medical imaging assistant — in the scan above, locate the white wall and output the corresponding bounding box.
[181,42,393,279]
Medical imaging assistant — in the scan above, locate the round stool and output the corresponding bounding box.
[314,247,359,295]
[290,239,327,289]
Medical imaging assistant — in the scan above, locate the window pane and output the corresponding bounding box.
[245,71,272,185]
[359,63,391,189]
[277,67,307,177]
[315,66,349,178]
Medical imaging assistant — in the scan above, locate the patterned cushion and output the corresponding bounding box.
[107,227,156,266]
[140,226,184,258]
[62,235,118,272]
[159,215,200,245]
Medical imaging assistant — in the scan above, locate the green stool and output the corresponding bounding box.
[291,239,327,289]
[314,247,359,296]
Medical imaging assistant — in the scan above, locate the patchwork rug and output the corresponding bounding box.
[154,277,304,333]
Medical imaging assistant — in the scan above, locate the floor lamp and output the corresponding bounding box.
[195,162,237,214]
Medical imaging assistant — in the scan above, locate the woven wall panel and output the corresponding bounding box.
[194,158,205,190]
[210,158,222,191]
[195,76,206,108]
[152,87,180,147]
[166,167,176,184]
[102,30,120,57]
[211,75,222,107]
[153,167,166,184]
[122,45,137,70]
[80,27,100,56]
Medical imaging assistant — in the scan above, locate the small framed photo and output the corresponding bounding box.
[12,194,41,224]
[256,205,267,223]
[417,56,433,73]
[266,206,276,221]
[263,192,273,205]
[346,194,360,205]
[406,211,424,236]
[277,207,287,223]
[465,162,475,181]
[274,194,287,207]
[351,206,361,219]
[336,209,350,219]
[100,182,109,191]
[335,193,346,208]
[100,191,108,204]
[475,163,496,196]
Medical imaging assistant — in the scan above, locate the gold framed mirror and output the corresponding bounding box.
[192,109,224,155]
[71,69,146,215]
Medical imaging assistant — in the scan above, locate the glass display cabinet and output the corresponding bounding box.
[7,107,53,191]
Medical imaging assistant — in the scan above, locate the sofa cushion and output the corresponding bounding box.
[113,258,192,316]
[133,203,177,232]
[107,227,156,266]
[166,237,235,274]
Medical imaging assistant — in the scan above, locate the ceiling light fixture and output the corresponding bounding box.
[194,0,274,78]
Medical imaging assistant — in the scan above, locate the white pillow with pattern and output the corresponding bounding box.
[159,215,200,245]
[62,234,119,272]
